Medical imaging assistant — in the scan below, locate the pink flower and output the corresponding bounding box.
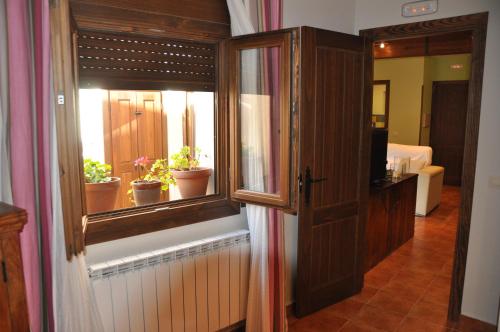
[134,156,151,167]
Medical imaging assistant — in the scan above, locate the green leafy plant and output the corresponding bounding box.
[128,156,174,195]
[84,159,112,183]
[143,159,175,191]
[170,146,203,171]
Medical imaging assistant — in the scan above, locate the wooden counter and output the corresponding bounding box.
[365,174,418,272]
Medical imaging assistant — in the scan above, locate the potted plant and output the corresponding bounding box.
[84,159,121,214]
[170,146,212,199]
[129,156,174,206]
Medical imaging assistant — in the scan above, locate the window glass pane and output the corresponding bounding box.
[79,89,216,215]
[239,47,281,194]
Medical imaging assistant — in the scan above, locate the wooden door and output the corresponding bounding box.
[296,28,371,316]
[430,81,468,186]
[107,91,140,208]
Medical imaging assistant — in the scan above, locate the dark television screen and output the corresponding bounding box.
[370,128,388,183]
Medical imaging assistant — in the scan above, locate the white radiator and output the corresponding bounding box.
[88,230,251,332]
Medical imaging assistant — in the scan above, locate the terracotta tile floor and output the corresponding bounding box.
[289,186,495,332]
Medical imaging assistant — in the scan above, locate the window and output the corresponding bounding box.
[229,32,294,209]
[58,27,238,246]
[51,0,236,254]
[79,89,216,214]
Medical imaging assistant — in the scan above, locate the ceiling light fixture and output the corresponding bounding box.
[379,42,386,49]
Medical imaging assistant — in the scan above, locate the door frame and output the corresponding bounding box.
[360,12,488,321]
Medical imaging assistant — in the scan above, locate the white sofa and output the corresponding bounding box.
[387,143,444,216]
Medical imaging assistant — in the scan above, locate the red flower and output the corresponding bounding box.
[134,156,151,167]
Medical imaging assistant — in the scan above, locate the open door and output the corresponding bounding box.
[295,27,372,317]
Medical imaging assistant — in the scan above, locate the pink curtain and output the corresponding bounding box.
[6,0,53,330]
[261,0,286,330]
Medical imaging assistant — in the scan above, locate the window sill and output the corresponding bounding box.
[84,195,240,245]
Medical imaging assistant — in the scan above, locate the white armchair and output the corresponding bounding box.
[387,143,445,216]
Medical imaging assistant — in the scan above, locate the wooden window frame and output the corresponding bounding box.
[85,40,239,245]
[51,0,239,252]
[228,31,293,209]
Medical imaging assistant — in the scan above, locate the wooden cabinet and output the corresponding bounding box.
[365,174,418,271]
[0,202,29,332]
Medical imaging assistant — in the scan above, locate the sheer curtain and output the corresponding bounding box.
[226,1,286,331]
[51,90,104,331]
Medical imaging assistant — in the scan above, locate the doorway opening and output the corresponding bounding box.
[288,13,488,331]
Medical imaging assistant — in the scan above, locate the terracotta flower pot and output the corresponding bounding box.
[132,180,162,206]
[171,167,212,199]
[85,177,121,214]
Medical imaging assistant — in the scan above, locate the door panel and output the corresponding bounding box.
[109,91,139,208]
[430,81,468,186]
[296,27,371,317]
[136,92,164,165]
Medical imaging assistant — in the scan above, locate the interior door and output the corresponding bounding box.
[296,27,372,317]
[430,81,468,186]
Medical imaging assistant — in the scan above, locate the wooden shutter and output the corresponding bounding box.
[77,30,217,91]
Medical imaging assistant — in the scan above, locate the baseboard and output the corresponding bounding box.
[455,315,497,332]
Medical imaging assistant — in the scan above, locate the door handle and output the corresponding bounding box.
[304,166,327,205]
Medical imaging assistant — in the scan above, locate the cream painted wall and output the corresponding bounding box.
[283,0,356,33]
[374,57,425,145]
[356,0,500,325]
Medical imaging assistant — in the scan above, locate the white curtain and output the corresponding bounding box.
[51,84,104,331]
[226,1,273,331]
[0,0,12,204]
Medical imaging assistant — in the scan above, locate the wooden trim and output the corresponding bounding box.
[85,39,239,244]
[455,315,498,332]
[50,0,86,259]
[360,12,488,321]
[70,1,230,43]
[228,31,293,210]
[372,80,390,129]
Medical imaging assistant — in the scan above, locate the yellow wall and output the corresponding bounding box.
[374,54,471,146]
[374,57,424,145]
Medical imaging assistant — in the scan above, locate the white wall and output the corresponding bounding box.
[355,0,500,325]
[86,209,248,264]
[283,0,356,33]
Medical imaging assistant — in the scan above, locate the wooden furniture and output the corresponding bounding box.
[365,174,418,272]
[0,202,29,332]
